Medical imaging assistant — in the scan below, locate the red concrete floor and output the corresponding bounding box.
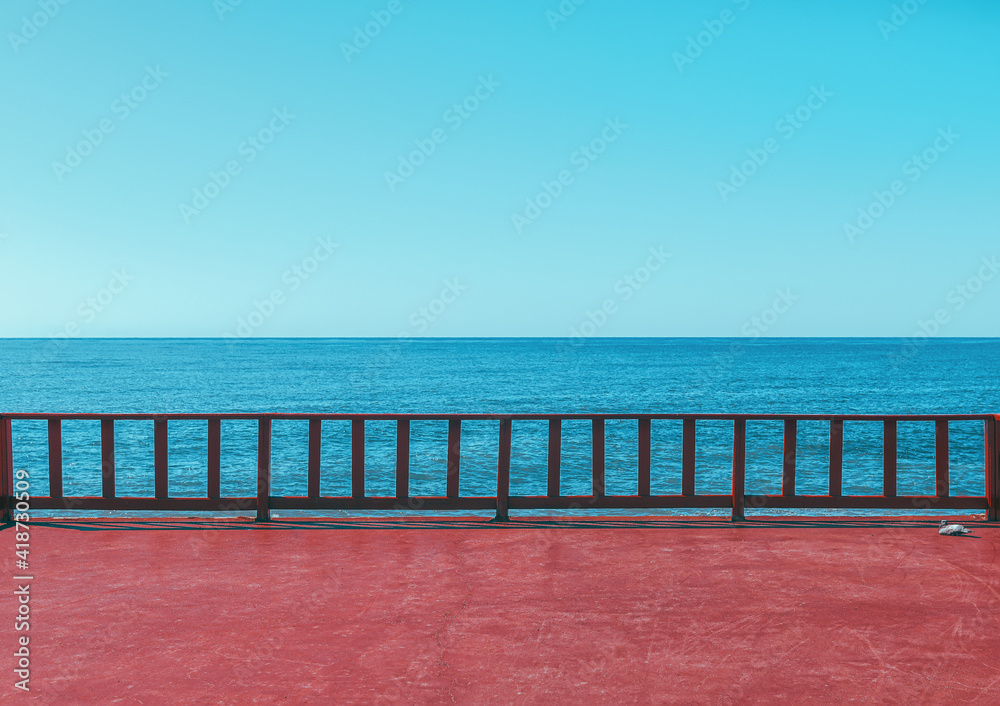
[3,516,1000,704]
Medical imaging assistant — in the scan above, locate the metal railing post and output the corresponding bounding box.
[592,418,605,498]
[638,418,651,497]
[48,418,63,499]
[207,419,221,500]
[682,418,696,496]
[935,420,950,498]
[308,419,322,499]
[101,419,115,499]
[447,419,461,498]
[256,417,272,522]
[395,419,410,499]
[828,418,843,497]
[154,418,169,499]
[494,418,512,522]
[547,419,561,498]
[351,419,365,499]
[883,420,897,498]
[988,416,999,522]
[732,418,746,521]
[0,416,12,524]
[782,419,797,496]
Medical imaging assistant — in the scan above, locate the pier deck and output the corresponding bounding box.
[4,516,1000,704]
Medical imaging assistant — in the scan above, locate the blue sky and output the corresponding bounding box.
[0,0,997,338]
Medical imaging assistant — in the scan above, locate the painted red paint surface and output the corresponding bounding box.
[4,516,1000,704]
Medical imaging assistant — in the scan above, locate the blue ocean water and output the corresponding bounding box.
[1,338,997,517]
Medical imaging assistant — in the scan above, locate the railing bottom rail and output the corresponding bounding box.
[20,494,988,515]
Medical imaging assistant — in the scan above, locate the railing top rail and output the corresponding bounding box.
[0,412,994,422]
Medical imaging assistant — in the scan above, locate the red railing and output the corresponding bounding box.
[1,413,998,522]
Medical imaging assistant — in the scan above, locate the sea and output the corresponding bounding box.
[1,338,997,518]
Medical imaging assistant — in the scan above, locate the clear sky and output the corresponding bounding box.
[1,0,997,338]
